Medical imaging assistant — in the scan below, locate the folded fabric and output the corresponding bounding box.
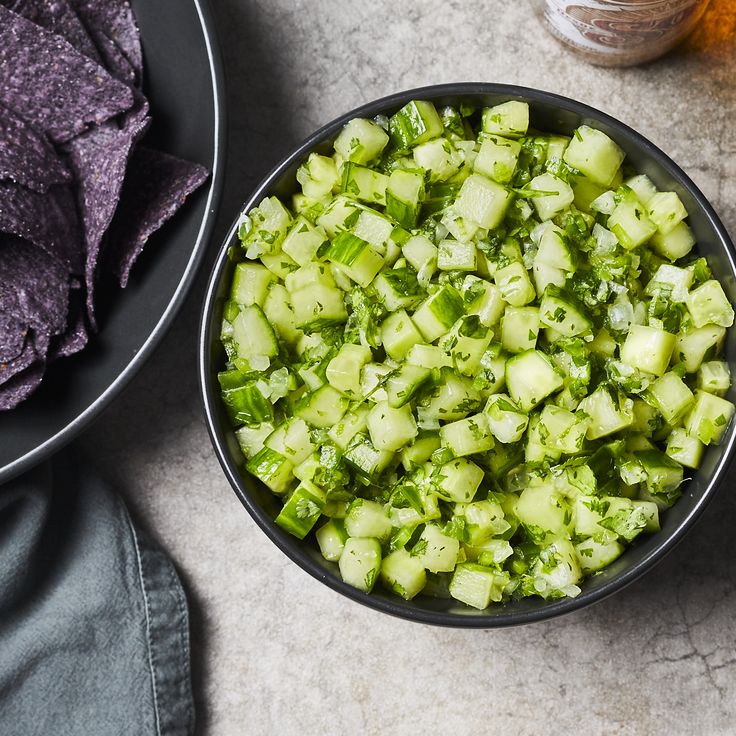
[0,449,195,736]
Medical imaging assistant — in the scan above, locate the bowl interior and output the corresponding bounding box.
[201,84,736,626]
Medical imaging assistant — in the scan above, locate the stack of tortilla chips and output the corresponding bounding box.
[0,0,209,408]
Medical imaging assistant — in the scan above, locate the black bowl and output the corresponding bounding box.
[0,0,225,483]
[200,83,736,627]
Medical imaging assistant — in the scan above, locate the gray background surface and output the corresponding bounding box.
[82,2,736,734]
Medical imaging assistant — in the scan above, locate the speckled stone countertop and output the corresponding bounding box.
[82,2,736,734]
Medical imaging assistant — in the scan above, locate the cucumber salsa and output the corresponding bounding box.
[220,99,734,609]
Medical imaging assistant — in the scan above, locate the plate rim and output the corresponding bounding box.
[0,0,227,484]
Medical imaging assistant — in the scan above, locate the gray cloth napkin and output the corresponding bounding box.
[0,449,195,736]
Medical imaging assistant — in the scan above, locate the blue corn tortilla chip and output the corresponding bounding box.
[0,236,70,335]
[0,5,134,143]
[63,102,150,325]
[0,328,49,390]
[0,103,71,193]
[70,0,142,83]
[0,180,82,273]
[0,312,27,363]
[49,288,88,360]
[0,0,101,61]
[0,360,46,409]
[105,146,209,287]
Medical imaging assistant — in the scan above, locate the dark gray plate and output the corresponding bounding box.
[201,83,736,627]
[0,0,225,483]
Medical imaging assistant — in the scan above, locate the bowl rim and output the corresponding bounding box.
[199,82,736,628]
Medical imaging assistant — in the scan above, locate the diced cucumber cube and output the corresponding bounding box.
[340,162,389,205]
[572,175,607,213]
[325,231,385,287]
[235,422,275,460]
[505,350,564,412]
[529,538,582,600]
[533,261,567,295]
[624,174,658,205]
[685,390,735,445]
[454,173,513,229]
[285,261,335,292]
[645,372,694,424]
[537,404,589,455]
[439,413,494,456]
[686,280,735,329]
[367,401,418,451]
[361,362,392,403]
[265,418,315,465]
[441,205,480,243]
[413,138,462,182]
[698,361,731,396]
[438,239,477,272]
[405,343,453,370]
[400,434,442,471]
[412,285,465,342]
[246,447,294,496]
[645,264,693,303]
[296,152,339,199]
[494,261,536,307]
[385,169,425,228]
[578,386,634,440]
[281,216,328,268]
[438,315,493,376]
[414,524,460,573]
[380,548,427,600]
[240,196,292,257]
[501,306,539,353]
[232,304,279,365]
[386,364,432,408]
[666,427,705,468]
[516,482,572,538]
[219,371,273,426]
[328,405,370,450]
[460,499,510,545]
[563,125,625,187]
[290,284,347,329]
[419,371,481,421]
[389,100,444,149]
[674,325,726,373]
[275,480,325,539]
[463,276,506,327]
[481,100,529,138]
[575,536,624,574]
[373,268,424,312]
[230,262,273,306]
[529,173,574,221]
[433,458,484,503]
[345,499,392,542]
[484,393,528,443]
[295,385,349,428]
[402,234,438,278]
[449,563,508,609]
[334,118,389,164]
[382,309,424,360]
[651,221,696,261]
[636,450,684,501]
[647,191,688,234]
[538,285,592,337]
[339,537,382,592]
[316,519,348,562]
[343,434,394,479]
[326,343,373,397]
[535,224,575,272]
[620,324,676,376]
[474,135,521,183]
[608,191,657,250]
